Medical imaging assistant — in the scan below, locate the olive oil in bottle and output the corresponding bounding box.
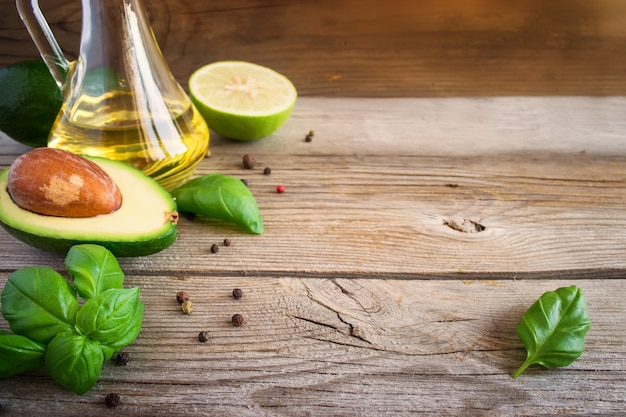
[48,90,209,190]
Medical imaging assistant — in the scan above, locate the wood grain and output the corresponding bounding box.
[1,0,625,97]
[0,276,624,416]
[1,1,625,414]
[1,97,624,277]
[0,97,625,413]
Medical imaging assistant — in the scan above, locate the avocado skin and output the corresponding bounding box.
[0,221,177,257]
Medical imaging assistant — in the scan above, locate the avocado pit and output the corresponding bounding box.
[7,148,122,217]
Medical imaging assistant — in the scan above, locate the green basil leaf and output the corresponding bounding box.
[0,332,46,378]
[513,285,591,378]
[75,288,143,350]
[44,332,103,395]
[100,344,118,363]
[65,244,124,300]
[171,173,264,234]
[1,266,79,343]
[96,301,143,362]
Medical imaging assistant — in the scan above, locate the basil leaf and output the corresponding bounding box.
[100,344,118,363]
[96,301,144,362]
[65,244,124,300]
[0,332,46,378]
[75,288,143,350]
[171,173,264,234]
[513,285,591,378]
[1,266,79,343]
[44,332,104,395]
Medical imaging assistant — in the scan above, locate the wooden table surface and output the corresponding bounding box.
[1,97,625,416]
[1,1,626,416]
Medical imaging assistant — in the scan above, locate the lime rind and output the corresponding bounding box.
[191,98,295,142]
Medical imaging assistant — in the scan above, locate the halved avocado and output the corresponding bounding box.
[0,157,178,257]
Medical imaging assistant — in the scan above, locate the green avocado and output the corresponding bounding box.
[0,157,178,257]
[0,60,64,147]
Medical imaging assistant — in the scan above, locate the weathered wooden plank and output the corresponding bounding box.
[0,96,624,415]
[1,98,624,276]
[0,276,624,416]
[1,0,625,97]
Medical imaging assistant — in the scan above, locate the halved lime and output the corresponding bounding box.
[189,61,297,141]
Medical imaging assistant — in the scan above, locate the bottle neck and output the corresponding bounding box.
[72,0,185,105]
[79,0,153,72]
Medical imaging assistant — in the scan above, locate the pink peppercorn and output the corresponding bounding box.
[276,185,285,193]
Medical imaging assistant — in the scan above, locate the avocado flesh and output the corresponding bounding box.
[0,157,178,257]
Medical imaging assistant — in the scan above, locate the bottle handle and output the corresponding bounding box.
[15,0,70,88]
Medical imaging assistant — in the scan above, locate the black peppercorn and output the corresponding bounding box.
[263,167,271,175]
[232,288,243,299]
[105,393,122,408]
[240,179,249,187]
[223,238,232,246]
[242,154,256,169]
[198,331,209,343]
[210,243,219,253]
[116,352,130,366]
[176,291,189,304]
[231,313,244,326]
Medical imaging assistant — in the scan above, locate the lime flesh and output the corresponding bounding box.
[189,61,297,141]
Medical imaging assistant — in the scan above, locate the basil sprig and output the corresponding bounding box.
[0,244,144,394]
[513,285,591,378]
[171,173,264,234]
